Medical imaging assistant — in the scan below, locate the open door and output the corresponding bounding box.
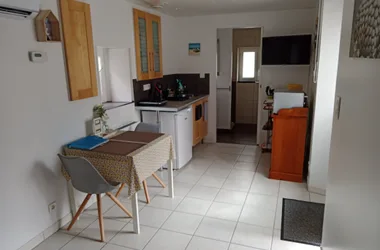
[216,29,233,130]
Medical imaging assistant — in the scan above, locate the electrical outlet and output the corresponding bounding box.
[48,202,57,214]
[143,84,151,91]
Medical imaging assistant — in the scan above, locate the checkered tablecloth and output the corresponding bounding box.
[62,134,175,196]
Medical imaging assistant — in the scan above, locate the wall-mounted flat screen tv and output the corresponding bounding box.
[262,35,312,65]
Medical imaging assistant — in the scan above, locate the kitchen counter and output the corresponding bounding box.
[135,95,209,112]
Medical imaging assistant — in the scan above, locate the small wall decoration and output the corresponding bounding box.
[350,0,380,58]
[189,43,201,55]
[35,10,61,42]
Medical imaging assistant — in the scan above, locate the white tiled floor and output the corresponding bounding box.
[33,143,323,250]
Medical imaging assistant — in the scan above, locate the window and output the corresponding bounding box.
[96,47,133,108]
[238,47,260,82]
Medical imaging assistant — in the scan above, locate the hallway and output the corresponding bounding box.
[217,124,257,145]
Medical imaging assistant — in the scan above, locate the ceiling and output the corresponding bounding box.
[131,0,317,17]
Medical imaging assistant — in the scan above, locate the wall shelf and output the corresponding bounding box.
[35,10,61,42]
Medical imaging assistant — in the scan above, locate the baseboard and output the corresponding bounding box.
[18,213,73,250]
[203,138,216,144]
[18,232,44,250]
[308,185,326,195]
[269,172,303,183]
[43,213,73,239]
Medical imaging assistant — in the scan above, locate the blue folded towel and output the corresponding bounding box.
[67,136,109,150]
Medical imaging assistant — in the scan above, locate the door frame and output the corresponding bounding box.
[215,26,264,145]
[216,28,233,130]
[256,27,264,146]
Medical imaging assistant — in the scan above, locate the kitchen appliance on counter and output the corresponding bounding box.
[138,82,168,106]
[273,90,305,114]
[166,95,190,101]
[166,79,191,101]
[141,107,193,169]
[152,82,165,102]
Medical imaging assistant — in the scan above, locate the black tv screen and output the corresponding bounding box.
[262,35,312,65]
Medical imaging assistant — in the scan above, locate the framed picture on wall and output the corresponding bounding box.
[189,43,201,55]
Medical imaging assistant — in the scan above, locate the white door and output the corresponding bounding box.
[216,29,233,130]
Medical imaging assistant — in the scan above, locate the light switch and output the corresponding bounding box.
[143,84,151,91]
[335,96,342,120]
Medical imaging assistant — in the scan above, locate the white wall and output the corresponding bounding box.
[308,0,344,195]
[0,0,176,249]
[216,29,233,129]
[322,0,380,249]
[174,8,316,143]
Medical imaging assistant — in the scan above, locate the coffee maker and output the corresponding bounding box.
[152,82,165,103]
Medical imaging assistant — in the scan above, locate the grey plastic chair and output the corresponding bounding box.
[115,123,166,204]
[135,122,160,133]
[58,154,132,242]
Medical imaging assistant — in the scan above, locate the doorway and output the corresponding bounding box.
[216,28,262,145]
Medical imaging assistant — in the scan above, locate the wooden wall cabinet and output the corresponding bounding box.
[269,108,308,183]
[133,9,163,81]
[193,97,209,146]
[60,0,98,101]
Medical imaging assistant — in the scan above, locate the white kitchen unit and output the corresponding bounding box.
[142,107,193,169]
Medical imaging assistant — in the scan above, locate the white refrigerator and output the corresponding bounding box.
[142,107,193,169]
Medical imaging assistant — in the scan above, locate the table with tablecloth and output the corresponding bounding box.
[62,131,176,233]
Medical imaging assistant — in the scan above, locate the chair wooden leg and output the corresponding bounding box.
[115,183,126,198]
[152,173,166,188]
[143,180,150,204]
[96,194,105,242]
[67,194,92,231]
[106,192,133,218]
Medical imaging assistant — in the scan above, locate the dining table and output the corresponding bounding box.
[62,130,176,234]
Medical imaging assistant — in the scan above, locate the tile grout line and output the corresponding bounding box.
[227,145,248,250]
[186,149,239,250]
[135,146,262,250]
[184,156,226,249]
[143,152,219,250]
[184,146,246,249]
[270,171,283,250]
[58,214,100,250]
[137,170,199,250]
[61,144,262,250]
[229,145,260,249]
[138,202,175,250]
[88,179,170,249]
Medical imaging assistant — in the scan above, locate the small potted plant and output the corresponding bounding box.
[93,104,109,132]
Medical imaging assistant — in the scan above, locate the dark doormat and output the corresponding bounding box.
[281,198,325,246]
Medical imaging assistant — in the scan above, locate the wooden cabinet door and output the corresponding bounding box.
[133,9,150,81]
[270,108,308,182]
[60,0,98,101]
[147,13,163,79]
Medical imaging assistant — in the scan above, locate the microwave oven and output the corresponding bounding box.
[273,90,305,114]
